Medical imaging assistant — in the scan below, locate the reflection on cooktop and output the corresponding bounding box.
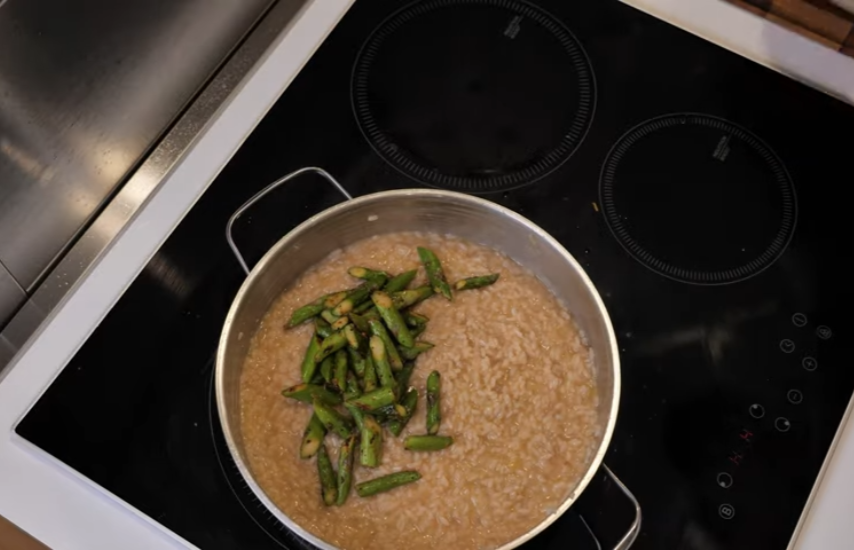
[352,0,595,192]
[599,113,797,285]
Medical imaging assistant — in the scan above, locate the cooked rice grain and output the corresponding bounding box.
[239,232,600,550]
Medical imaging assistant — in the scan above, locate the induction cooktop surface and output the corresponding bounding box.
[16,0,854,548]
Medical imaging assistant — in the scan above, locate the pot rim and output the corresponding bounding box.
[215,188,621,550]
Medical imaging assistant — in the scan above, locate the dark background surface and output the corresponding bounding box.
[16,0,854,548]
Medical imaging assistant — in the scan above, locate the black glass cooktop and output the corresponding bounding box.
[16,0,854,548]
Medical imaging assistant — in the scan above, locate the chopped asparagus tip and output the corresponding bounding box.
[426,371,441,435]
[313,397,354,438]
[372,290,415,347]
[345,386,397,412]
[281,383,341,406]
[315,331,347,362]
[417,247,452,300]
[369,335,395,388]
[356,471,421,497]
[336,435,356,505]
[300,335,322,383]
[383,269,418,293]
[317,444,337,506]
[454,273,500,291]
[404,435,454,451]
[300,414,326,459]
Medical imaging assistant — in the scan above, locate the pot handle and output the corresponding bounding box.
[601,464,642,549]
[226,167,353,275]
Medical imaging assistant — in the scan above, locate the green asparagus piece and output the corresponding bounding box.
[348,311,371,334]
[336,435,356,505]
[374,402,407,423]
[323,290,349,309]
[309,372,324,386]
[404,435,454,451]
[396,362,416,395]
[346,405,384,468]
[387,388,418,437]
[288,293,327,327]
[345,386,396,412]
[316,331,347,362]
[410,324,426,338]
[320,309,340,324]
[317,443,337,506]
[300,413,327,459]
[348,267,389,288]
[404,311,429,328]
[417,247,452,301]
[282,383,341,406]
[426,370,441,435]
[454,273,500,291]
[345,372,362,401]
[392,286,435,309]
[352,300,376,314]
[363,354,378,392]
[313,316,333,339]
[343,324,365,352]
[347,347,366,377]
[372,291,415,347]
[368,318,403,371]
[288,302,325,327]
[332,349,348,393]
[356,471,421,497]
[369,335,396,389]
[400,341,434,361]
[313,397,354,438]
[361,414,383,468]
[332,283,374,316]
[383,269,418,293]
[321,310,349,331]
[300,334,322,383]
[332,316,350,331]
[320,355,334,384]
[362,308,381,322]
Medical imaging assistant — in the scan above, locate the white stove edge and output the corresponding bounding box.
[0,0,851,548]
[622,0,854,105]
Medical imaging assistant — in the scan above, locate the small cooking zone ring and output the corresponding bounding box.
[351,0,596,193]
[599,113,797,285]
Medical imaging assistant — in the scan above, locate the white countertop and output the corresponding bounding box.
[0,0,852,548]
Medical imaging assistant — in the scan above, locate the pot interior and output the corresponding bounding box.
[216,189,619,548]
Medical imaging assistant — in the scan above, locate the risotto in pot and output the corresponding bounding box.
[239,231,600,550]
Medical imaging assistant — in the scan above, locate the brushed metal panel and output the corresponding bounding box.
[0,0,316,374]
[0,262,24,328]
[0,0,274,290]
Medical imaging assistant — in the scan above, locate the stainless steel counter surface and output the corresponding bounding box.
[0,0,313,375]
[0,0,275,292]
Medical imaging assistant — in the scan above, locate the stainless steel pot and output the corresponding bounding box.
[216,167,641,550]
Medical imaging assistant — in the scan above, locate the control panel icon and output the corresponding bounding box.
[802,357,817,371]
[779,339,795,353]
[787,389,803,405]
[719,503,736,520]
[749,404,765,419]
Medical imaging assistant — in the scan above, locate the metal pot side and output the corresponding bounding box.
[215,189,621,550]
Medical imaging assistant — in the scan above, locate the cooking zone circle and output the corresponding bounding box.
[599,113,797,285]
[351,0,596,193]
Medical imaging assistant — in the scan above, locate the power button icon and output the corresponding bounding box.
[719,503,736,520]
